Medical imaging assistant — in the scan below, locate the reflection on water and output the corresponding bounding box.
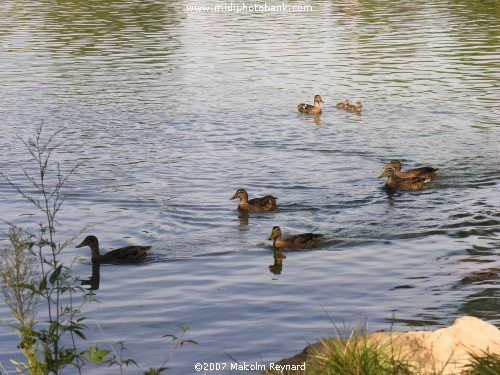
[0,0,499,373]
[269,250,287,275]
[80,263,101,292]
[237,210,250,227]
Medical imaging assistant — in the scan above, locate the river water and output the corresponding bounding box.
[0,1,498,373]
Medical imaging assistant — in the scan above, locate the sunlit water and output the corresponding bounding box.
[0,0,499,373]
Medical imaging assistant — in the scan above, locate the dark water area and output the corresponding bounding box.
[0,0,498,373]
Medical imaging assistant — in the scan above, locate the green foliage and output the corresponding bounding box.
[0,125,101,374]
[0,227,41,373]
[145,325,198,374]
[306,322,413,375]
[1,125,197,374]
[463,351,500,375]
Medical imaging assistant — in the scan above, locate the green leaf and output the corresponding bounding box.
[73,330,86,340]
[94,349,111,358]
[39,277,47,291]
[49,264,63,284]
[179,324,190,331]
[83,346,112,365]
[124,359,138,367]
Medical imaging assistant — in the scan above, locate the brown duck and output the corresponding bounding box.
[384,160,439,179]
[268,226,324,250]
[76,235,151,264]
[297,95,324,115]
[378,168,431,190]
[336,99,350,109]
[230,188,277,212]
[346,101,363,112]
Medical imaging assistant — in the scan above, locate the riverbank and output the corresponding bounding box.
[264,316,500,374]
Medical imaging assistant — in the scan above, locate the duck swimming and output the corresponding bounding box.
[378,168,431,191]
[346,101,363,112]
[298,95,324,115]
[76,235,151,264]
[336,99,350,109]
[268,226,324,250]
[230,188,277,212]
[384,160,439,179]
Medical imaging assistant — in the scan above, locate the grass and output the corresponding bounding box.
[305,322,414,375]
[265,320,500,375]
[462,351,500,375]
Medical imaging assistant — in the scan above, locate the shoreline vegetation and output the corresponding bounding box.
[264,316,500,375]
[1,131,498,374]
[0,126,196,374]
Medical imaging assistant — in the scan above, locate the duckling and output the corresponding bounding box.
[378,168,431,191]
[76,235,151,264]
[336,99,350,109]
[297,95,324,115]
[230,188,277,212]
[346,101,363,112]
[268,226,324,250]
[384,160,439,179]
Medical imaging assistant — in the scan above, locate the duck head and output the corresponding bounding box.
[378,168,396,179]
[268,226,282,240]
[384,160,401,170]
[76,235,99,249]
[229,189,248,201]
[314,95,324,104]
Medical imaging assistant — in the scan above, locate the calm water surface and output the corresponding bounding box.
[0,0,499,373]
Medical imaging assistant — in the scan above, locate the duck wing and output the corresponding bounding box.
[402,167,439,179]
[288,233,324,248]
[398,176,431,190]
[298,103,314,113]
[101,245,151,263]
[248,195,277,211]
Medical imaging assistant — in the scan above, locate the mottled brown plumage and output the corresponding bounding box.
[268,226,324,250]
[76,235,151,264]
[346,101,363,112]
[229,188,277,212]
[384,160,439,179]
[336,99,350,109]
[298,95,324,115]
[378,168,431,191]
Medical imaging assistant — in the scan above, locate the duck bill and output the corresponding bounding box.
[229,195,237,201]
[377,172,386,179]
[269,232,278,240]
[384,163,392,169]
[75,241,85,248]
